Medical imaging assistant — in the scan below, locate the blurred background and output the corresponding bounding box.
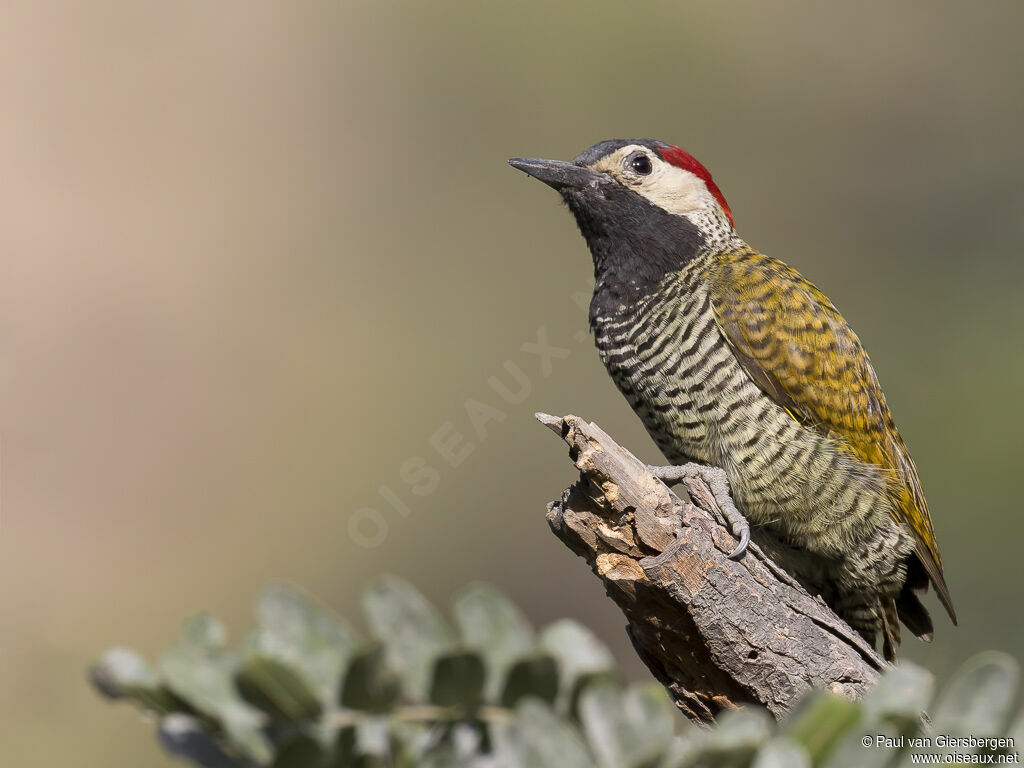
[2,1,1022,764]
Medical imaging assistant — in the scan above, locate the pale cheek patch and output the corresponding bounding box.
[633,164,710,216]
[590,146,720,218]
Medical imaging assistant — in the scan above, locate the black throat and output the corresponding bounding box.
[560,183,707,322]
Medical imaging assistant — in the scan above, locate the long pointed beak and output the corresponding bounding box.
[508,157,606,190]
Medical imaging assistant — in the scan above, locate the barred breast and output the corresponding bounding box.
[590,260,897,564]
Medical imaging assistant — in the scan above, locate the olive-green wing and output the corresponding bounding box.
[708,252,955,622]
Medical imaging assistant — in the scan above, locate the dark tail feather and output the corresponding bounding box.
[881,599,901,662]
[896,584,934,641]
[897,556,935,641]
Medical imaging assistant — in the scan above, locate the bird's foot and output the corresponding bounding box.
[648,463,750,560]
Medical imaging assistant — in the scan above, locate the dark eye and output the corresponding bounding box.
[628,153,652,175]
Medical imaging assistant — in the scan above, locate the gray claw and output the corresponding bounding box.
[648,462,751,561]
[728,524,750,560]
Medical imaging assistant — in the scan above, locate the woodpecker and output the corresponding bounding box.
[510,139,955,660]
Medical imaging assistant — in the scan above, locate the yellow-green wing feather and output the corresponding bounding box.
[707,251,955,622]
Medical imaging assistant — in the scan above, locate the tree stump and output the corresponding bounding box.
[539,413,885,723]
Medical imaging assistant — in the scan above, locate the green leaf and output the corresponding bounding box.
[1007,711,1024,752]
[655,737,700,768]
[698,707,773,759]
[341,644,402,713]
[500,654,559,708]
[621,684,678,764]
[823,724,905,765]
[91,647,159,697]
[236,656,322,722]
[270,731,327,768]
[823,664,931,768]
[409,722,486,766]
[355,716,391,757]
[159,616,235,716]
[448,721,486,759]
[158,713,248,768]
[331,725,358,765]
[90,647,183,715]
[515,699,593,768]
[751,737,810,768]
[568,671,618,722]
[452,584,534,701]
[159,615,272,765]
[783,690,861,764]
[488,723,527,768]
[363,577,453,701]
[429,650,486,709]
[861,662,933,726]
[578,681,628,768]
[931,651,1019,738]
[387,719,440,764]
[580,682,673,768]
[539,620,614,710]
[184,613,228,647]
[247,584,358,711]
[414,746,459,768]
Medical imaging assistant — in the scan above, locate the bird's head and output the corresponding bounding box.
[510,139,735,294]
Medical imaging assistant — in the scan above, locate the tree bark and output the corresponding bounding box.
[538,412,885,724]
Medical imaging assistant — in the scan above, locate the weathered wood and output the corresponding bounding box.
[538,412,885,723]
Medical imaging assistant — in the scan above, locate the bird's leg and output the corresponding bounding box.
[647,463,750,560]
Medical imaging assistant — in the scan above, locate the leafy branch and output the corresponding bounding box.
[91,579,1022,767]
